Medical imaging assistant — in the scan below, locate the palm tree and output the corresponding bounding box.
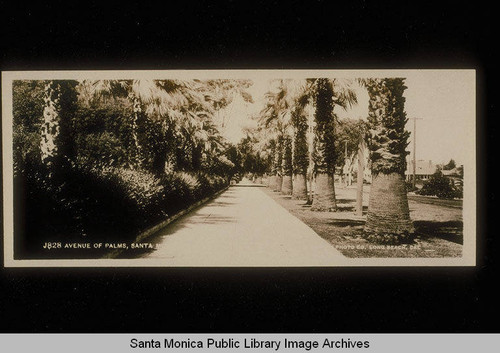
[290,106,309,199]
[81,79,213,174]
[260,79,300,194]
[363,78,414,243]
[311,78,357,211]
[273,135,284,192]
[291,86,313,200]
[40,80,78,175]
[79,79,151,169]
[153,80,216,173]
[335,117,369,186]
[249,126,274,185]
[203,79,253,129]
[261,87,284,192]
[130,79,212,172]
[281,131,293,195]
[266,138,277,189]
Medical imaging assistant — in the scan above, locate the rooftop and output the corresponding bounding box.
[405,159,437,176]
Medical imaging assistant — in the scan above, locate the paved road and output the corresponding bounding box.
[138,182,344,266]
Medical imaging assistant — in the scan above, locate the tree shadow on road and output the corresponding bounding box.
[327,219,365,227]
[210,199,238,207]
[413,220,463,244]
[188,214,238,225]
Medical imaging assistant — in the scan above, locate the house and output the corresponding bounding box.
[405,159,437,181]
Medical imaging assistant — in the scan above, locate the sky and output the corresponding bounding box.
[218,71,475,167]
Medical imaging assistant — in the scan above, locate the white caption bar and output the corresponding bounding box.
[0,334,498,353]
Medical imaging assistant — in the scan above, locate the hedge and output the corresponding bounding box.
[14,158,228,258]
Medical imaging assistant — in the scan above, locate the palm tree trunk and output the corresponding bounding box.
[152,144,168,175]
[281,175,292,195]
[273,136,283,192]
[311,78,337,211]
[131,94,144,169]
[40,80,77,174]
[268,175,276,189]
[355,141,364,216]
[281,135,293,195]
[292,173,308,199]
[40,80,83,234]
[40,81,62,170]
[365,172,414,238]
[275,175,283,192]
[192,144,202,170]
[311,173,337,211]
[291,104,310,200]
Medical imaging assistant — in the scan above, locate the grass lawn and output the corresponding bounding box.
[262,184,462,258]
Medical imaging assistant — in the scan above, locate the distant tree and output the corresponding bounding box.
[443,159,456,170]
[13,80,45,173]
[225,145,242,180]
[335,118,368,180]
[204,79,254,128]
[260,80,294,192]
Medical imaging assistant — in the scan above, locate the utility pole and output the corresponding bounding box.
[344,141,348,187]
[355,138,364,216]
[411,118,423,188]
[307,102,315,204]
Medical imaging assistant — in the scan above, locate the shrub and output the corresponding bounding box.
[417,171,462,199]
[75,132,127,167]
[175,171,202,199]
[16,158,229,257]
[405,180,418,193]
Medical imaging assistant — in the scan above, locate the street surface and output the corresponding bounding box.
[138,180,344,266]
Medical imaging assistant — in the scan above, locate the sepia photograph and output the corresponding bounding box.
[2,70,476,267]
[1,0,497,339]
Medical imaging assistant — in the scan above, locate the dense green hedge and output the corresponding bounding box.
[12,80,236,258]
[15,158,227,257]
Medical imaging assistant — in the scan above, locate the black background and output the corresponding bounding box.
[0,0,497,332]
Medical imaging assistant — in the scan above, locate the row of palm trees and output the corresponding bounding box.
[36,76,414,243]
[257,78,414,242]
[39,79,250,179]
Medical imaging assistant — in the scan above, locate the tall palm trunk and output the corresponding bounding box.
[40,80,77,174]
[281,134,293,195]
[273,135,283,192]
[311,78,337,211]
[267,143,277,189]
[192,144,203,170]
[364,78,414,243]
[291,104,309,200]
[130,93,144,169]
[268,174,277,189]
[40,80,83,235]
[152,142,168,175]
[292,174,308,199]
[40,81,62,170]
